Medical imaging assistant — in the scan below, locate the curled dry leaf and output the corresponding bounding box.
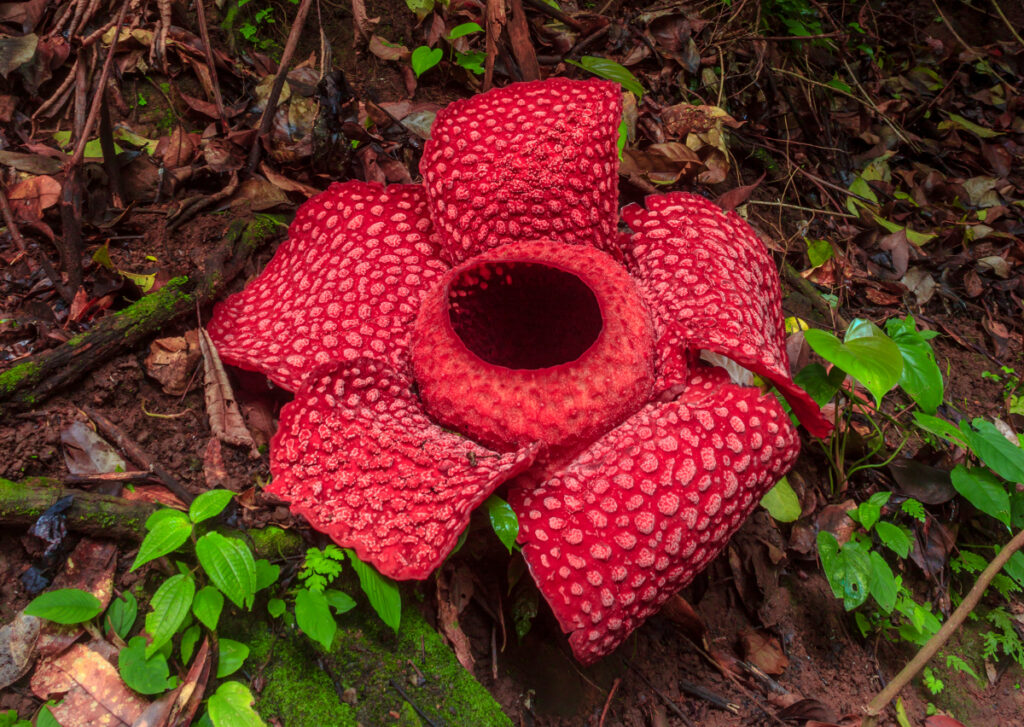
[198,328,258,456]
[156,126,197,169]
[369,35,410,62]
[144,330,201,396]
[436,566,475,671]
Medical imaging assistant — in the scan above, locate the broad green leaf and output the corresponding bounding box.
[912,412,967,446]
[453,50,485,75]
[254,559,280,592]
[347,550,401,632]
[145,507,185,530]
[404,0,435,21]
[804,320,903,406]
[180,623,201,664]
[486,495,519,552]
[759,477,801,522]
[118,636,175,695]
[192,586,224,630]
[196,532,257,609]
[817,532,871,610]
[793,363,845,407]
[189,490,234,524]
[885,317,943,413]
[216,639,249,678]
[145,574,195,657]
[964,419,1024,484]
[324,589,357,615]
[36,707,59,727]
[208,682,267,727]
[867,551,899,613]
[25,589,102,625]
[267,598,286,619]
[567,56,644,97]
[805,238,834,268]
[104,592,137,640]
[295,588,337,651]
[447,22,483,40]
[875,521,912,558]
[950,465,1010,527]
[940,112,1002,138]
[410,46,442,78]
[131,510,193,571]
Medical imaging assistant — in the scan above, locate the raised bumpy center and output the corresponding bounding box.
[411,240,656,451]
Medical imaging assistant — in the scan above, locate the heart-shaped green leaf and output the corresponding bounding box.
[805,319,903,406]
[411,46,443,78]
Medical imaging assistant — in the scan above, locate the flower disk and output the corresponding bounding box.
[270,358,539,579]
[411,240,656,451]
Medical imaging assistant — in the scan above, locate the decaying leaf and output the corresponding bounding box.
[0,612,41,690]
[61,421,128,476]
[198,328,258,455]
[144,330,201,396]
[203,437,229,490]
[739,629,789,675]
[31,641,149,726]
[436,566,475,671]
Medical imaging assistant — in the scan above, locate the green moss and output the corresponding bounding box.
[241,623,359,726]
[223,599,511,726]
[65,333,87,347]
[0,361,41,396]
[246,526,302,560]
[114,276,191,336]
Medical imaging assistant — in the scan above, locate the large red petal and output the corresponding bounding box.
[622,192,830,437]
[420,78,621,264]
[270,357,539,580]
[509,366,799,664]
[207,181,448,392]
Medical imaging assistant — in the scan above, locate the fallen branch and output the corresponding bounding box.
[0,216,282,413]
[862,526,1024,726]
[0,477,159,540]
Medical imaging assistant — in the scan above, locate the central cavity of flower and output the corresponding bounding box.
[412,240,656,452]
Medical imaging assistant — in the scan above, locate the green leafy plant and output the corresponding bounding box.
[411,22,486,79]
[566,56,645,97]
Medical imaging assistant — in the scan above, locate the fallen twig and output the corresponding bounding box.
[862,526,1024,726]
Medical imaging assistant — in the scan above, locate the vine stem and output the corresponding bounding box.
[862,526,1024,726]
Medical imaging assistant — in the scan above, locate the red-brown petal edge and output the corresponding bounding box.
[270,357,539,580]
[622,192,831,437]
[509,366,800,664]
[420,78,622,265]
[207,181,448,392]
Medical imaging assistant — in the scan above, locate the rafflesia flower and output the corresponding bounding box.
[208,78,830,664]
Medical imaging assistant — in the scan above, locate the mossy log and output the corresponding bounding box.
[0,215,284,414]
[0,476,159,540]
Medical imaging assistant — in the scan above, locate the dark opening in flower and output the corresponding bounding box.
[447,260,602,370]
[412,239,655,452]
[208,77,831,665]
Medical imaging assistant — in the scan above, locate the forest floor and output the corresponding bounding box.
[1,0,1023,726]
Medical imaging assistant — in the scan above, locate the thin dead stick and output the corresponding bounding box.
[246,0,314,173]
[84,405,195,505]
[862,526,1024,727]
[990,0,1024,48]
[625,660,697,727]
[598,677,621,727]
[193,0,229,134]
[522,0,583,31]
[0,186,27,253]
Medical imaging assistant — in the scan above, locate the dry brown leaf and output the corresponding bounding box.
[156,126,197,169]
[203,437,229,490]
[352,0,380,45]
[739,629,789,675]
[198,328,258,455]
[7,174,60,221]
[144,330,201,396]
[32,641,149,725]
[0,612,41,690]
[369,35,410,62]
[259,161,321,197]
[436,567,475,671]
